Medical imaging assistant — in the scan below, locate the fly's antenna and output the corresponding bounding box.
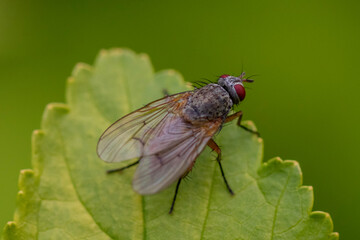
[239,72,246,79]
[243,74,259,83]
[243,79,254,83]
[246,74,259,79]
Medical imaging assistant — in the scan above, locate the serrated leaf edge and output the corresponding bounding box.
[2,49,339,240]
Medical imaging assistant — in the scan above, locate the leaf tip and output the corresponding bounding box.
[42,103,70,122]
[5,221,16,229]
[103,48,134,57]
[32,129,44,137]
[329,232,340,240]
[17,190,25,202]
[19,169,34,179]
[110,48,125,54]
[302,185,313,192]
[72,62,92,76]
[282,159,300,168]
[292,160,300,167]
[309,211,337,236]
[166,69,177,76]
[46,103,69,112]
[18,169,36,191]
[99,48,109,56]
[67,76,75,85]
[269,156,283,164]
[309,211,330,220]
[139,53,150,61]
[2,221,17,240]
[41,103,70,130]
[241,120,257,131]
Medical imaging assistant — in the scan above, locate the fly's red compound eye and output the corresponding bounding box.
[220,74,229,79]
[234,84,246,101]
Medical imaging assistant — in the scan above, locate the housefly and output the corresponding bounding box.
[97,73,258,213]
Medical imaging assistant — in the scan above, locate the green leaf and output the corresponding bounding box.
[2,49,338,240]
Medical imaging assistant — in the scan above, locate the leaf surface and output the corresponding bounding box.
[2,49,338,240]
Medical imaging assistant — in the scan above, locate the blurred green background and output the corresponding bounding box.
[1,0,359,238]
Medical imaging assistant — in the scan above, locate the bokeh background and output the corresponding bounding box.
[1,0,359,238]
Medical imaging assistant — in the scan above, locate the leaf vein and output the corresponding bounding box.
[199,159,217,240]
[271,173,291,240]
[56,119,113,239]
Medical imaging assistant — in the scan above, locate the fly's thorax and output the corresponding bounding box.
[183,84,233,122]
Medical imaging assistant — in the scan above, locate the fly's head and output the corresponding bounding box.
[217,73,254,105]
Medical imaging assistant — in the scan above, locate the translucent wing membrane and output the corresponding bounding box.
[133,117,222,194]
[97,93,190,162]
[97,91,223,194]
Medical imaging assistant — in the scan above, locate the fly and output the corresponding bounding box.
[97,73,259,213]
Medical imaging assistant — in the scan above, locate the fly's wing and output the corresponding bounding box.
[132,118,222,195]
[97,92,191,163]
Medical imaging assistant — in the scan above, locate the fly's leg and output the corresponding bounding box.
[207,139,234,195]
[106,159,140,174]
[225,111,260,137]
[169,178,182,214]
